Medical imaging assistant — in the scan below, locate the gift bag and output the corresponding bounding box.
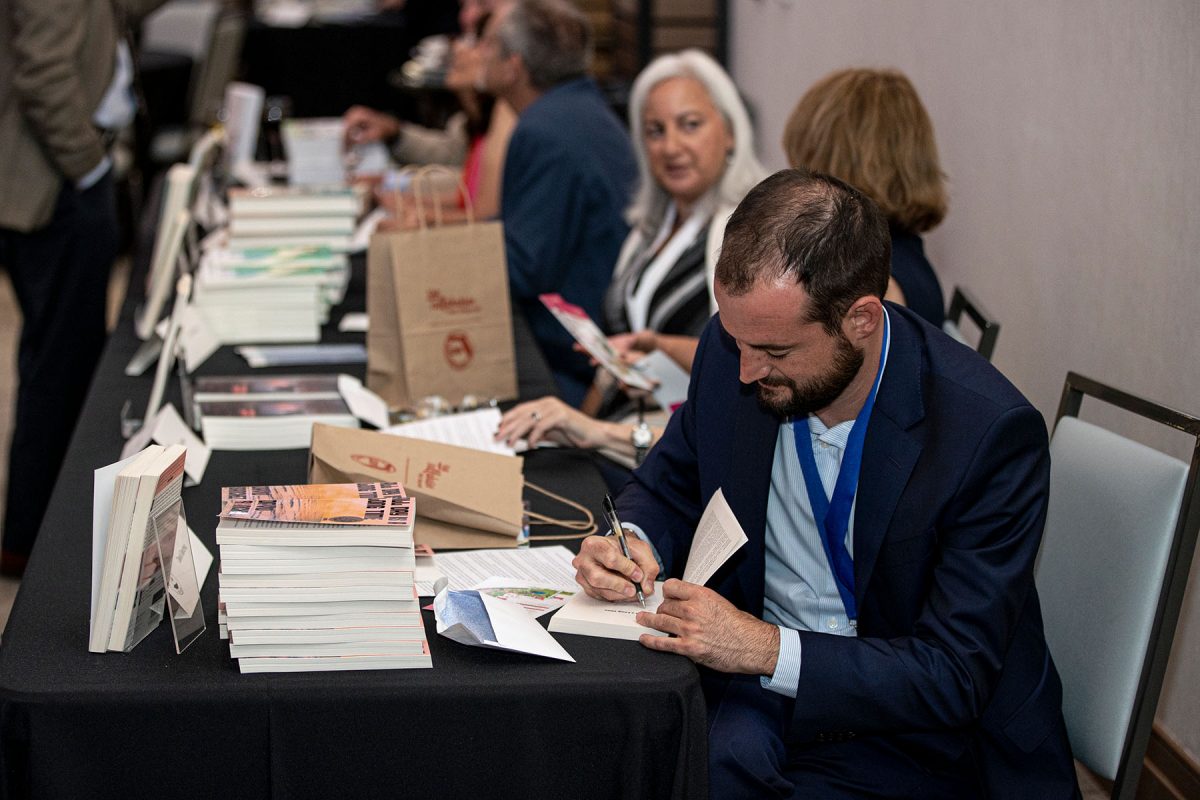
[308,423,525,549]
[367,169,518,409]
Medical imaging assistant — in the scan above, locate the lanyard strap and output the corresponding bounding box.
[792,316,889,623]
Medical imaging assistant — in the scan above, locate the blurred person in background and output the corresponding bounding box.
[345,0,516,221]
[497,49,766,456]
[0,0,169,576]
[783,67,948,327]
[477,0,636,406]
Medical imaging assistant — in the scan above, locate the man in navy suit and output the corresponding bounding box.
[573,170,1080,798]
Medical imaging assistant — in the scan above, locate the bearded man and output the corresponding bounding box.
[572,169,1081,799]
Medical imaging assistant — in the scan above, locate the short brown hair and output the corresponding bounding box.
[782,68,947,234]
[715,169,891,334]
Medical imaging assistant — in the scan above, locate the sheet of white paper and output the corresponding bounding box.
[178,303,220,373]
[636,349,691,412]
[91,454,141,628]
[415,563,446,596]
[383,407,522,456]
[337,312,369,332]
[351,142,390,176]
[149,403,211,485]
[428,546,577,596]
[337,374,390,429]
[472,576,577,618]
[683,488,749,586]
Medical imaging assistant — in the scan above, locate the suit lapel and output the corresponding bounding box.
[854,308,926,610]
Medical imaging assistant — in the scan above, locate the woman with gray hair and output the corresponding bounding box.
[497,50,765,460]
[602,49,767,340]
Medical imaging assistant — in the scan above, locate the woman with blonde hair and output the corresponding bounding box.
[783,67,948,325]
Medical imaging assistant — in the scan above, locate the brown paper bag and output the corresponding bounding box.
[308,423,524,549]
[366,217,518,410]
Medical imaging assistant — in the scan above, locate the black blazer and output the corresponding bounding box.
[618,305,1080,799]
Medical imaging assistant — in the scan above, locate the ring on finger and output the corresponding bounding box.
[531,410,541,421]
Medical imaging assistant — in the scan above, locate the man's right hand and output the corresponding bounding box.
[343,106,401,148]
[573,534,659,602]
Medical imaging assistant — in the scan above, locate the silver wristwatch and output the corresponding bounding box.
[631,422,653,466]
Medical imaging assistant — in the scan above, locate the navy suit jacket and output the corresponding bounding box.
[501,77,637,406]
[618,305,1080,799]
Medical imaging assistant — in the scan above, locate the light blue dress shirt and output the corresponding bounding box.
[760,309,891,698]
[78,41,136,190]
[626,311,890,697]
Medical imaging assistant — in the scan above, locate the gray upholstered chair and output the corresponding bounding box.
[1035,372,1200,798]
[942,285,1000,361]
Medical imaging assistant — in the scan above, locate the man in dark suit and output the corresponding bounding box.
[0,0,167,575]
[477,0,636,407]
[573,170,1081,798]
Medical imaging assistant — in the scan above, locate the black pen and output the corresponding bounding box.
[603,494,646,608]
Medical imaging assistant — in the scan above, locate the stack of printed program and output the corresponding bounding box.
[193,187,358,343]
[194,375,358,450]
[216,482,429,673]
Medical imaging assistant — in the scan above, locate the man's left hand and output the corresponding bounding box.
[637,579,779,675]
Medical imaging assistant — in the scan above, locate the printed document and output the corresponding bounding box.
[416,545,576,596]
[384,407,524,457]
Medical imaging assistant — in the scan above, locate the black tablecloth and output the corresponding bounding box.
[0,249,706,798]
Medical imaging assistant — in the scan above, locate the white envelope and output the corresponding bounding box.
[434,579,574,662]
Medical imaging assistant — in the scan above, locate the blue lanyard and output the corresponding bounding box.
[791,316,889,623]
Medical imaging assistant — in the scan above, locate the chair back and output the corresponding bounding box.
[1036,372,1200,798]
[942,285,1000,360]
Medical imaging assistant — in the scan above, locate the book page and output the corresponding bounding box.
[418,546,576,596]
[384,408,521,457]
[682,488,749,586]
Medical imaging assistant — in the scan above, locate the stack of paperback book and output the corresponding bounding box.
[90,444,188,653]
[194,374,358,450]
[225,186,359,251]
[216,482,430,673]
[192,186,360,343]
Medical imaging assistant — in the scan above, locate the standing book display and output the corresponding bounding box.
[366,168,517,410]
[91,445,205,654]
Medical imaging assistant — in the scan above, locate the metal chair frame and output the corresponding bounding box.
[945,285,1001,360]
[1052,371,1200,798]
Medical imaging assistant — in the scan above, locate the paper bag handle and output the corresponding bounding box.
[525,481,597,540]
[411,164,476,229]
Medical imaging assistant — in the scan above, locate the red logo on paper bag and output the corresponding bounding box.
[417,461,450,489]
[444,332,473,370]
[351,454,396,473]
[427,290,480,314]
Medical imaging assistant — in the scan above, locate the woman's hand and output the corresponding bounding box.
[495,397,617,450]
[342,106,401,147]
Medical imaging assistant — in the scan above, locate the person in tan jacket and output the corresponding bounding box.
[0,0,167,576]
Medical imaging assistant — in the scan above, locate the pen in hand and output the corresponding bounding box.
[603,494,646,608]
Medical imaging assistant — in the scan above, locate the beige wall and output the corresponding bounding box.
[729,0,1200,760]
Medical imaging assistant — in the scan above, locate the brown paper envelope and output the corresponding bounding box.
[308,424,524,547]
